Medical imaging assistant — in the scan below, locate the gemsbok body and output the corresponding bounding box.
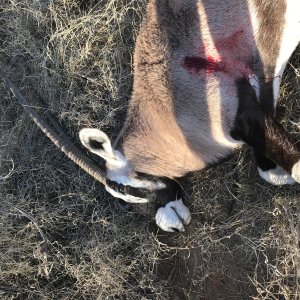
[3,0,300,232]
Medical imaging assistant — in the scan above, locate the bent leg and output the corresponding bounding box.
[231,79,300,183]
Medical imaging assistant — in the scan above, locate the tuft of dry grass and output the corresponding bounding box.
[0,1,300,299]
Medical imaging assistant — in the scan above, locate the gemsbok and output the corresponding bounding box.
[2,0,300,232]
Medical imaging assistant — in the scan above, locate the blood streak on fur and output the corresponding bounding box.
[182,30,254,79]
[183,56,222,73]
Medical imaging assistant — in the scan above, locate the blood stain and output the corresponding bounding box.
[182,29,254,79]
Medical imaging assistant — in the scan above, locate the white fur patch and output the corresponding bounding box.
[105,185,149,203]
[106,159,166,203]
[79,128,166,202]
[106,151,164,188]
[106,151,166,202]
[291,160,300,183]
[258,165,295,185]
[105,147,166,194]
[155,199,191,232]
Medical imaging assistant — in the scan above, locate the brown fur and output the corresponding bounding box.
[252,0,286,77]
[118,0,297,179]
[251,0,287,114]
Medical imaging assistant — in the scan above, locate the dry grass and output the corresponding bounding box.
[0,1,300,299]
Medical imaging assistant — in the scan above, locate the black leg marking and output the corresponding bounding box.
[255,151,276,172]
[231,79,300,175]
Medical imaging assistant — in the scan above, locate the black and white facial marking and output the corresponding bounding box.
[105,173,182,205]
[79,128,192,231]
[79,128,160,203]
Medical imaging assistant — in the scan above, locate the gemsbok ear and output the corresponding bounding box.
[79,128,117,163]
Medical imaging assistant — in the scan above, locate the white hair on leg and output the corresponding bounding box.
[258,165,295,185]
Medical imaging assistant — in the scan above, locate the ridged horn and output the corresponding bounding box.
[0,72,106,185]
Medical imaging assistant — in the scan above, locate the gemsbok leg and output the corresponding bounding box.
[231,79,300,184]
